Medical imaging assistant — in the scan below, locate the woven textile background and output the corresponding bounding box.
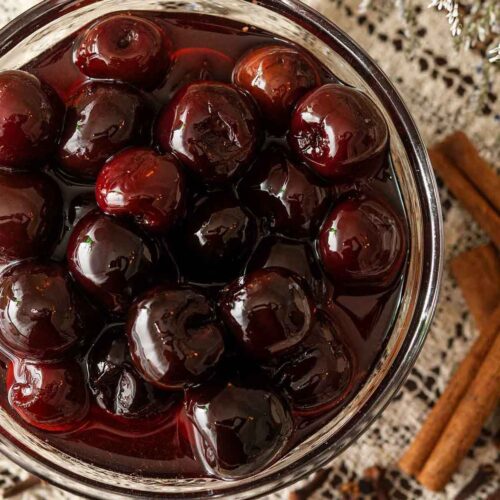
[0,1,498,499]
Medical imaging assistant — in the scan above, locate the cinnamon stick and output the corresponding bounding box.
[288,469,330,500]
[3,476,42,498]
[435,131,500,213]
[399,305,500,477]
[428,148,500,249]
[417,330,500,490]
[450,244,500,331]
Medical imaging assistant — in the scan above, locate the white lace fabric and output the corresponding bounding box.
[0,1,498,499]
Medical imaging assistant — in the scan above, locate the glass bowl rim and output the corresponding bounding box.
[0,0,443,498]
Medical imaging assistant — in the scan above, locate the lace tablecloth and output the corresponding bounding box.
[0,1,498,499]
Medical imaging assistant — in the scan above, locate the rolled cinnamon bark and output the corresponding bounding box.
[400,134,500,487]
[428,149,500,249]
[417,330,500,491]
[450,244,500,332]
[435,131,500,213]
[399,305,500,477]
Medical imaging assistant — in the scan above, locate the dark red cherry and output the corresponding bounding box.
[220,268,314,360]
[67,210,163,314]
[238,147,331,238]
[127,286,225,390]
[87,325,172,418]
[289,84,388,181]
[174,193,258,284]
[267,311,352,415]
[0,261,98,360]
[96,147,186,233]
[156,81,259,184]
[0,71,62,169]
[247,236,328,300]
[74,14,171,89]
[233,45,321,134]
[58,82,149,180]
[7,359,89,432]
[160,48,234,99]
[0,170,62,264]
[185,380,292,479]
[318,196,406,288]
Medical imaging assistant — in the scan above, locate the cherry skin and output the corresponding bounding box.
[174,192,258,284]
[75,14,172,89]
[266,311,352,415]
[288,84,389,181]
[185,380,292,479]
[0,261,98,360]
[58,82,149,180]
[7,359,89,432]
[156,81,260,184]
[87,325,172,418]
[127,286,225,390]
[318,195,407,289]
[67,210,163,315]
[238,147,332,239]
[0,170,62,264]
[233,45,321,134]
[0,71,62,169]
[220,268,314,360]
[96,147,186,233]
[160,48,234,99]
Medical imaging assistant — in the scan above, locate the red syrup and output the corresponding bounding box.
[0,12,408,479]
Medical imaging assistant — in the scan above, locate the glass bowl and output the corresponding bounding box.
[0,1,443,498]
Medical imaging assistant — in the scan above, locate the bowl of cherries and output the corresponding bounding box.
[0,0,442,498]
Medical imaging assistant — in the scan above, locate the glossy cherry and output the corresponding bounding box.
[75,14,172,89]
[318,195,406,288]
[0,71,62,169]
[67,210,163,314]
[127,286,225,390]
[185,380,292,479]
[156,81,259,184]
[0,170,62,263]
[87,325,171,418]
[174,192,258,283]
[160,48,234,99]
[96,147,186,233]
[7,359,89,432]
[58,82,149,179]
[220,268,314,360]
[0,261,98,359]
[238,147,331,239]
[267,311,352,415]
[289,84,389,181]
[233,45,321,134]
